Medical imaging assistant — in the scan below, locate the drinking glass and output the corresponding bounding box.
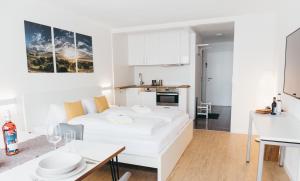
[46,124,62,150]
[64,130,76,152]
[64,130,76,145]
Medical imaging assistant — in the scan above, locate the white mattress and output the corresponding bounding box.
[70,107,190,157]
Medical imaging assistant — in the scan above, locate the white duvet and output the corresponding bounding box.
[69,106,190,156]
[105,106,185,122]
[69,110,168,136]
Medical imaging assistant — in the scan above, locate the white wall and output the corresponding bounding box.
[112,34,134,106]
[195,34,203,103]
[230,13,278,133]
[203,41,233,106]
[276,1,300,180]
[0,0,113,130]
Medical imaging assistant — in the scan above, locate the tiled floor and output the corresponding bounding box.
[194,106,231,131]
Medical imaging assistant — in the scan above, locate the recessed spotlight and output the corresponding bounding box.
[216,33,223,36]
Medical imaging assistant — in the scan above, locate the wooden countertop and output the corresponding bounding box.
[115,84,190,89]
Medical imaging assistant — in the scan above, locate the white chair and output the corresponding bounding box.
[197,104,209,119]
[200,102,212,113]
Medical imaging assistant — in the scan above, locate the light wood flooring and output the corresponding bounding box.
[83,130,289,181]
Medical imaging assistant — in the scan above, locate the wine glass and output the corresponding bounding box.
[46,124,62,150]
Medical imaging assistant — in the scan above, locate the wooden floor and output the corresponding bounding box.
[83,130,289,181]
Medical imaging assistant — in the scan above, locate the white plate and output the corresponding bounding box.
[38,152,83,176]
[35,160,87,180]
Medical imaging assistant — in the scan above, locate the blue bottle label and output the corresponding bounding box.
[4,131,18,152]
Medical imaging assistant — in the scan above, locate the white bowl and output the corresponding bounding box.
[38,152,82,176]
[36,160,87,180]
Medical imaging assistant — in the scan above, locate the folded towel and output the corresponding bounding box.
[106,114,133,124]
[131,105,152,114]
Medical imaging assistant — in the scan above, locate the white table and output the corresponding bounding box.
[246,111,300,181]
[0,140,125,181]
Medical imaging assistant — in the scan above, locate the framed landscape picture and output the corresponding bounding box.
[76,33,94,73]
[53,28,76,73]
[24,21,54,73]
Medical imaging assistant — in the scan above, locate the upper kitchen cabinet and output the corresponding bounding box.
[127,28,191,66]
[145,32,160,65]
[128,33,146,66]
[159,30,181,65]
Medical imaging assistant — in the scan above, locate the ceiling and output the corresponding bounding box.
[192,22,235,41]
[47,0,278,28]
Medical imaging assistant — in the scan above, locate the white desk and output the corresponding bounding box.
[0,140,125,181]
[246,111,300,181]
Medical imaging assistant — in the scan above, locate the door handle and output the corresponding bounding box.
[207,78,213,80]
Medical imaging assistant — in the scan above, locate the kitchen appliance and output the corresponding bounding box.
[158,80,163,86]
[156,88,179,106]
[152,80,157,86]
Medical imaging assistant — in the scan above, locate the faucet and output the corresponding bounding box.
[138,73,144,85]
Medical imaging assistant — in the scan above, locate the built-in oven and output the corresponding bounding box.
[156,88,179,106]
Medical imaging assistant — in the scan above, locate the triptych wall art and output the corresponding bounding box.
[24,21,94,73]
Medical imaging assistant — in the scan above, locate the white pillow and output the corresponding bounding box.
[81,98,97,114]
[46,104,67,124]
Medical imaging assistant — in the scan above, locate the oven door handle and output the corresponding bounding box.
[156,93,179,96]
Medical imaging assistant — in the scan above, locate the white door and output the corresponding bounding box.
[204,42,233,106]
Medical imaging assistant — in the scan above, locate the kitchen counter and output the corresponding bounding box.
[115,84,190,89]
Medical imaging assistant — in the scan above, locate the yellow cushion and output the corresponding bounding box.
[64,101,85,121]
[94,96,109,113]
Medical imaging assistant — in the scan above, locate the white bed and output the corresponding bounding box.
[22,87,193,181]
[69,107,190,157]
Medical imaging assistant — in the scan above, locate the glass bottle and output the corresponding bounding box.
[271,97,277,115]
[2,111,18,156]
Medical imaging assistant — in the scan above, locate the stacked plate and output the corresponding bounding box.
[35,152,86,180]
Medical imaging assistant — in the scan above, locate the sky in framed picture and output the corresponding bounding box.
[24,21,54,73]
[54,28,76,73]
[76,33,94,73]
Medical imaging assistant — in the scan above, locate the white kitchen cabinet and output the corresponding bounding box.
[125,88,156,107]
[145,32,160,65]
[127,28,191,66]
[140,91,156,107]
[126,88,140,106]
[128,33,145,66]
[159,30,181,65]
[179,29,190,64]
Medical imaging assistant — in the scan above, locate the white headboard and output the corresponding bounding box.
[23,87,102,132]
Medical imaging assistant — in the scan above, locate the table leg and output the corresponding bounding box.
[116,156,120,179]
[246,112,253,163]
[257,141,265,181]
[279,146,286,167]
[110,159,117,181]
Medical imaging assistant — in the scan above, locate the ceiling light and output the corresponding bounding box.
[216,33,223,36]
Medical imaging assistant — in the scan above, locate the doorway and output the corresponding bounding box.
[193,22,234,131]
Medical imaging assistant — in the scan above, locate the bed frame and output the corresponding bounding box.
[22,87,194,181]
[119,120,193,181]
